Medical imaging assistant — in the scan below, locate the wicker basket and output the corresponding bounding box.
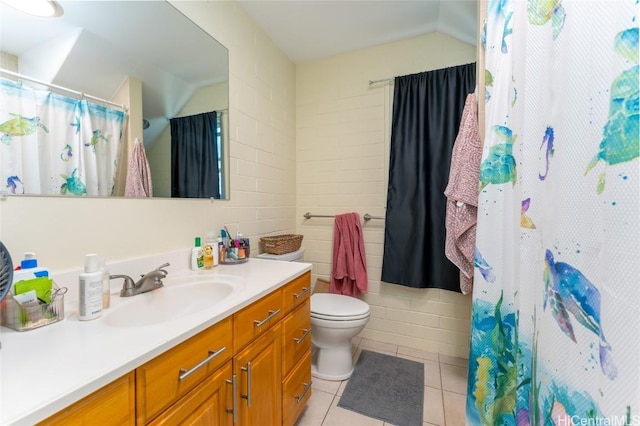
[260,234,303,255]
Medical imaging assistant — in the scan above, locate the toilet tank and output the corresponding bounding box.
[256,248,305,262]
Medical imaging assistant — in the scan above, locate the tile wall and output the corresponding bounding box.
[295,33,476,358]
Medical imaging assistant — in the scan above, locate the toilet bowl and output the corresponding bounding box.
[310,293,370,381]
[256,248,371,381]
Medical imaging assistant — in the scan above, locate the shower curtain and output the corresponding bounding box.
[170,111,220,198]
[467,1,638,425]
[0,78,126,196]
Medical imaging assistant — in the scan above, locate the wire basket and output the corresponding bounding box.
[260,234,303,255]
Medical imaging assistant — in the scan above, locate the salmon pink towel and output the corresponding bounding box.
[444,93,481,294]
[331,213,368,296]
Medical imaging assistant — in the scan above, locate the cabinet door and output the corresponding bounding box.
[234,323,282,426]
[37,372,135,426]
[148,361,233,426]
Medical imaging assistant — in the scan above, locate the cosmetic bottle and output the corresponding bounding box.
[79,254,103,321]
[212,235,219,267]
[11,252,50,290]
[218,237,225,263]
[203,232,216,269]
[99,257,110,309]
[191,237,204,270]
[237,233,246,259]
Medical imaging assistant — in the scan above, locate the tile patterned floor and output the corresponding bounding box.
[295,337,469,426]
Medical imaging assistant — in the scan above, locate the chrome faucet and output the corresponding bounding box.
[110,263,170,297]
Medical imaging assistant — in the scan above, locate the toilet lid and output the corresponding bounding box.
[311,293,370,318]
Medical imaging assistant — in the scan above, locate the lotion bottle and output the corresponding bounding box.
[191,237,204,270]
[203,232,216,269]
[79,254,103,321]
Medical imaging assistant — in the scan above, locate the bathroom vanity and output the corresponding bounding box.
[0,254,312,426]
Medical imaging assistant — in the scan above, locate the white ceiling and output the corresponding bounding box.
[237,0,478,64]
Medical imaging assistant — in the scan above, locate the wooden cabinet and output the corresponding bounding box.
[37,372,135,426]
[229,270,311,426]
[40,271,312,426]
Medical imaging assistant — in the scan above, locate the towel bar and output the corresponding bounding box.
[303,212,384,222]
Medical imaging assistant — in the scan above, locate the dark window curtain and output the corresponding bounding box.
[381,63,476,292]
[170,111,220,198]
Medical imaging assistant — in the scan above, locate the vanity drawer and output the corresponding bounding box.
[282,351,312,426]
[136,317,233,424]
[233,289,283,351]
[282,272,311,315]
[282,299,311,376]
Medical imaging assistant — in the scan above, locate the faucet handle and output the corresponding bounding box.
[110,274,136,297]
[155,263,170,275]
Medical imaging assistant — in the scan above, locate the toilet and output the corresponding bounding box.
[309,293,370,381]
[257,248,371,381]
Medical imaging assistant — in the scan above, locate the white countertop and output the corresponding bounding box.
[0,252,311,425]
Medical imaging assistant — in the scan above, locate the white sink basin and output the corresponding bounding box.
[104,275,243,327]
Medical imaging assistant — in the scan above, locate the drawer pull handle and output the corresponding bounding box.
[241,362,253,407]
[295,381,312,403]
[294,287,310,299]
[294,328,311,344]
[178,346,226,381]
[226,374,238,423]
[253,308,281,328]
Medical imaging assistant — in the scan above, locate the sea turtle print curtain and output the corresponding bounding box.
[467,1,639,425]
[0,78,126,196]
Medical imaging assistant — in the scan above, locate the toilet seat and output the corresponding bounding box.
[311,293,370,321]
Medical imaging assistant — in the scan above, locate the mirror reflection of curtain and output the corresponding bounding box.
[170,111,220,198]
[381,63,476,291]
[0,78,126,196]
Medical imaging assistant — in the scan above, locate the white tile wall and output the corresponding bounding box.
[295,33,476,358]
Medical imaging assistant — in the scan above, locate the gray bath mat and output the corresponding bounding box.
[338,349,424,426]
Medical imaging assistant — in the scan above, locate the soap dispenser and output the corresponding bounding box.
[79,254,103,321]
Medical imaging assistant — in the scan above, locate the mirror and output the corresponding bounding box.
[0,0,230,199]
